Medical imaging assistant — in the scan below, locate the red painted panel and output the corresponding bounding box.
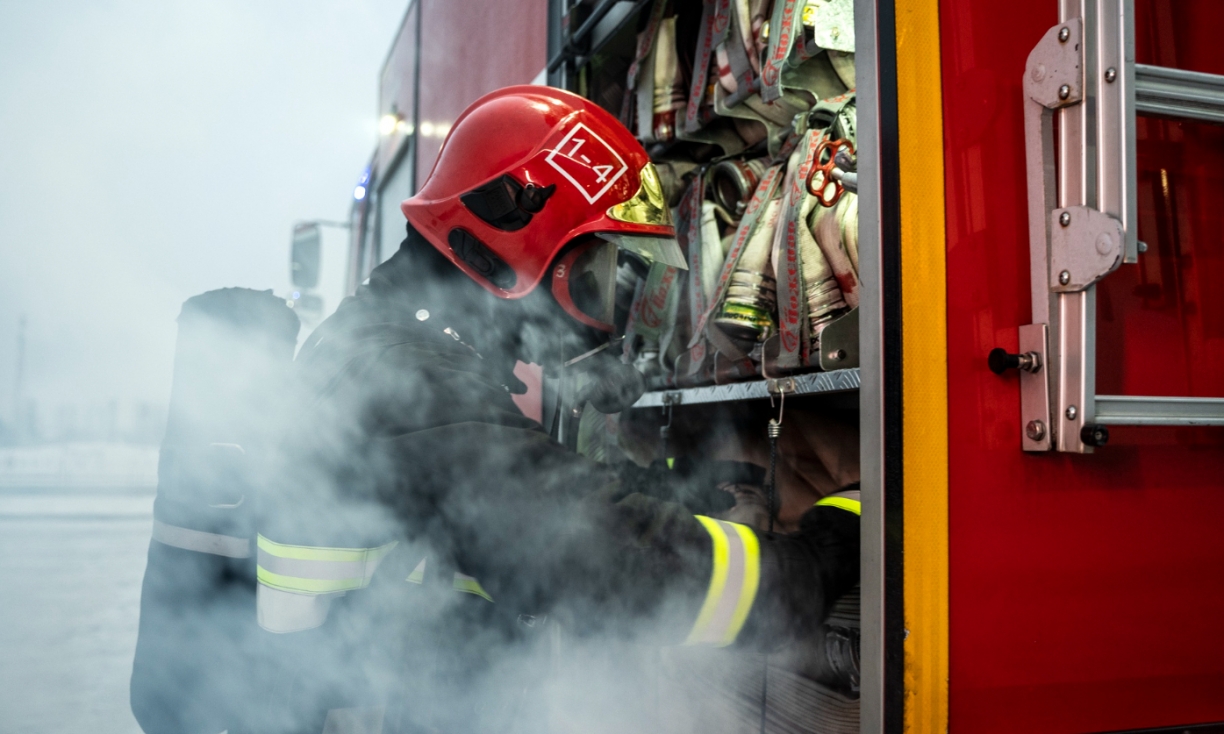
[415,0,547,188]
[1134,0,1224,76]
[1098,114,1224,401]
[941,1,1224,732]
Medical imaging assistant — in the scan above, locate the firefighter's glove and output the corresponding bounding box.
[571,353,646,414]
[615,458,763,516]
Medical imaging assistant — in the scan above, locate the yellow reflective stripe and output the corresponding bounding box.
[257,534,396,563]
[257,566,367,594]
[406,558,426,585]
[452,573,493,602]
[256,534,397,596]
[685,516,759,647]
[815,496,862,516]
[405,558,492,601]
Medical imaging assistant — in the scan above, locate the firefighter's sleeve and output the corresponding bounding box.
[378,419,860,648]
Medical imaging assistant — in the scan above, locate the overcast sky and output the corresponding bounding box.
[0,0,407,430]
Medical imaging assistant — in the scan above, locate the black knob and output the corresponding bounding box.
[1081,424,1110,447]
[989,347,1042,375]
[989,348,1018,374]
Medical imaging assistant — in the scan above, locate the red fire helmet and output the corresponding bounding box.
[401,86,685,330]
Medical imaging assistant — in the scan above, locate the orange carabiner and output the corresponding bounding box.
[805,137,855,208]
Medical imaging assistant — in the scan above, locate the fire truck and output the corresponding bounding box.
[288,0,1224,731]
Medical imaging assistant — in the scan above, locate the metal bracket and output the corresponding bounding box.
[1019,323,1053,451]
[819,307,861,370]
[767,377,797,395]
[660,391,683,406]
[1024,19,1083,109]
[1024,18,1085,331]
[1049,206,1124,291]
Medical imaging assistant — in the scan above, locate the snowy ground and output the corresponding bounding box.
[0,443,156,733]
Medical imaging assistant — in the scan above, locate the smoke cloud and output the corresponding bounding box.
[0,4,861,733]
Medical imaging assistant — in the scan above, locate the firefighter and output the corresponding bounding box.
[254,86,860,733]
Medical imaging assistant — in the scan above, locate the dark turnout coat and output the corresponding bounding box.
[253,246,714,733]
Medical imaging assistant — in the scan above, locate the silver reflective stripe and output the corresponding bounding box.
[152,519,250,558]
[256,536,397,595]
[685,516,761,647]
[702,523,747,642]
[322,706,384,734]
[256,584,340,634]
[836,489,861,503]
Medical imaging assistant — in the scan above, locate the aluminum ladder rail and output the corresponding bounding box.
[1015,0,1224,453]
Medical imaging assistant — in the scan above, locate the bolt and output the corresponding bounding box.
[1026,420,1047,441]
[1104,67,1117,83]
[828,348,847,361]
[415,309,430,321]
[1059,210,1071,227]
[1096,232,1115,256]
[1059,84,1071,100]
[1081,424,1110,447]
[1058,26,1070,43]
[1065,405,1078,420]
[1059,270,1071,285]
[1138,240,1149,253]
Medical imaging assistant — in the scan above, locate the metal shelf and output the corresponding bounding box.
[631,369,861,409]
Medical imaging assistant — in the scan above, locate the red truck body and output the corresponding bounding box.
[340,1,1224,730]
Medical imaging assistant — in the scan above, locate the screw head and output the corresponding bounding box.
[827,348,847,361]
[1026,420,1047,441]
[1058,83,1071,100]
[1059,270,1071,285]
[1104,67,1117,83]
[1065,405,1078,420]
[415,309,430,321]
[1059,210,1071,227]
[1058,26,1070,42]
[1138,240,1149,253]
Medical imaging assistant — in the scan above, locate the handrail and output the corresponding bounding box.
[1135,63,1224,124]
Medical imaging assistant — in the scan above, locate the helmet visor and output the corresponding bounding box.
[552,233,687,333]
[552,238,620,332]
[595,233,688,270]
